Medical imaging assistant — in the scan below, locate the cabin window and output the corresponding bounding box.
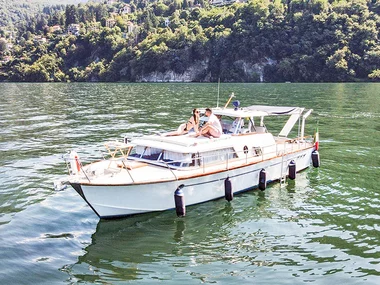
[252,126,267,133]
[130,146,194,167]
[164,151,192,165]
[198,148,237,165]
[252,147,262,157]
[134,146,162,160]
[130,146,238,168]
[220,117,245,134]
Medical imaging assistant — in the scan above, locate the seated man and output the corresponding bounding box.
[196,108,222,138]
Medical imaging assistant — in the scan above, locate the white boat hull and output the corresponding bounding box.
[71,147,314,218]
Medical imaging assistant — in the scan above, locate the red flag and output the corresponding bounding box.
[314,126,319,150]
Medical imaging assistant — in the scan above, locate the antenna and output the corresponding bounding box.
[217,78,220,108]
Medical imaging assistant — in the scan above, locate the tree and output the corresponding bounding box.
[0,39,7,53]
[182,0,189,10]
[2,0,380,83]
[65,5,79,26]
[326,46,352,81]
[154,2,169,16]
[368,69,380,81]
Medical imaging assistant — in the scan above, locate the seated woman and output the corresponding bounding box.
[162,109,200,136]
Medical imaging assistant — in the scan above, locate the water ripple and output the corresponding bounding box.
[1,83,380,284]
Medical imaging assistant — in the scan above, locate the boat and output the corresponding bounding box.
[55,97,320,219]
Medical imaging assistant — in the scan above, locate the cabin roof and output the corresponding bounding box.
[131,132,276,154]
[131,134,234,153]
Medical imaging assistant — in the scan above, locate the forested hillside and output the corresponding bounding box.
[0,0,87,27]
[1,0,380,82]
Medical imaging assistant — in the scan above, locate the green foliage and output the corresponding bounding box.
[368,69,380,81]
[0,39,7,53]
[65,5,79,26]
[0,0,82,27]
[1,0,380,82]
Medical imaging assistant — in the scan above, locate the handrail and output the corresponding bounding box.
[121,160,135,183]
[126,137,313,171]
[64,137,313,182]
[80,162,91,183]
[162,161,179,181]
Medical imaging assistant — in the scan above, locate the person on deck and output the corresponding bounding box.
[183,108,200,134]
[162,108,200,136]
[196,108,222,138]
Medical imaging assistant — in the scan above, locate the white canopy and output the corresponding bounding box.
[244,105,302,115]
[209,106,303,118]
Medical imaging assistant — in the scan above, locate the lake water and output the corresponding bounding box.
[0,83,380,284]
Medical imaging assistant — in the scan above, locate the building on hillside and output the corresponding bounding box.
[0,55,12,64]
[210,0,245,6]
[107,0,118,4]
[164,18,170,27]
[87,22,101,33]
[50,25,62,33]
[123,22,139,43]
[211,0,223,5]
[7,31,15,40]
[120,4,131,14]
[0,29,16,40]
[67,24,80,36]
[33,36,47,44]
[126,21,137,34]
[106,18,116,28]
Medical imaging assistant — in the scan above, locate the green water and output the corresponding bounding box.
[0,83,379,284]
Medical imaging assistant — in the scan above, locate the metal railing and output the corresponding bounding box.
[64,136,313,182]
[129,137,313,173]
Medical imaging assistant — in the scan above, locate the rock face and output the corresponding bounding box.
[137,70,198,82]
[135,59,275,82]
[136,61,209,82]
[234,60,275,82]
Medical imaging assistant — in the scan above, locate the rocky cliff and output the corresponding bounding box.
[136,59,275,83]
